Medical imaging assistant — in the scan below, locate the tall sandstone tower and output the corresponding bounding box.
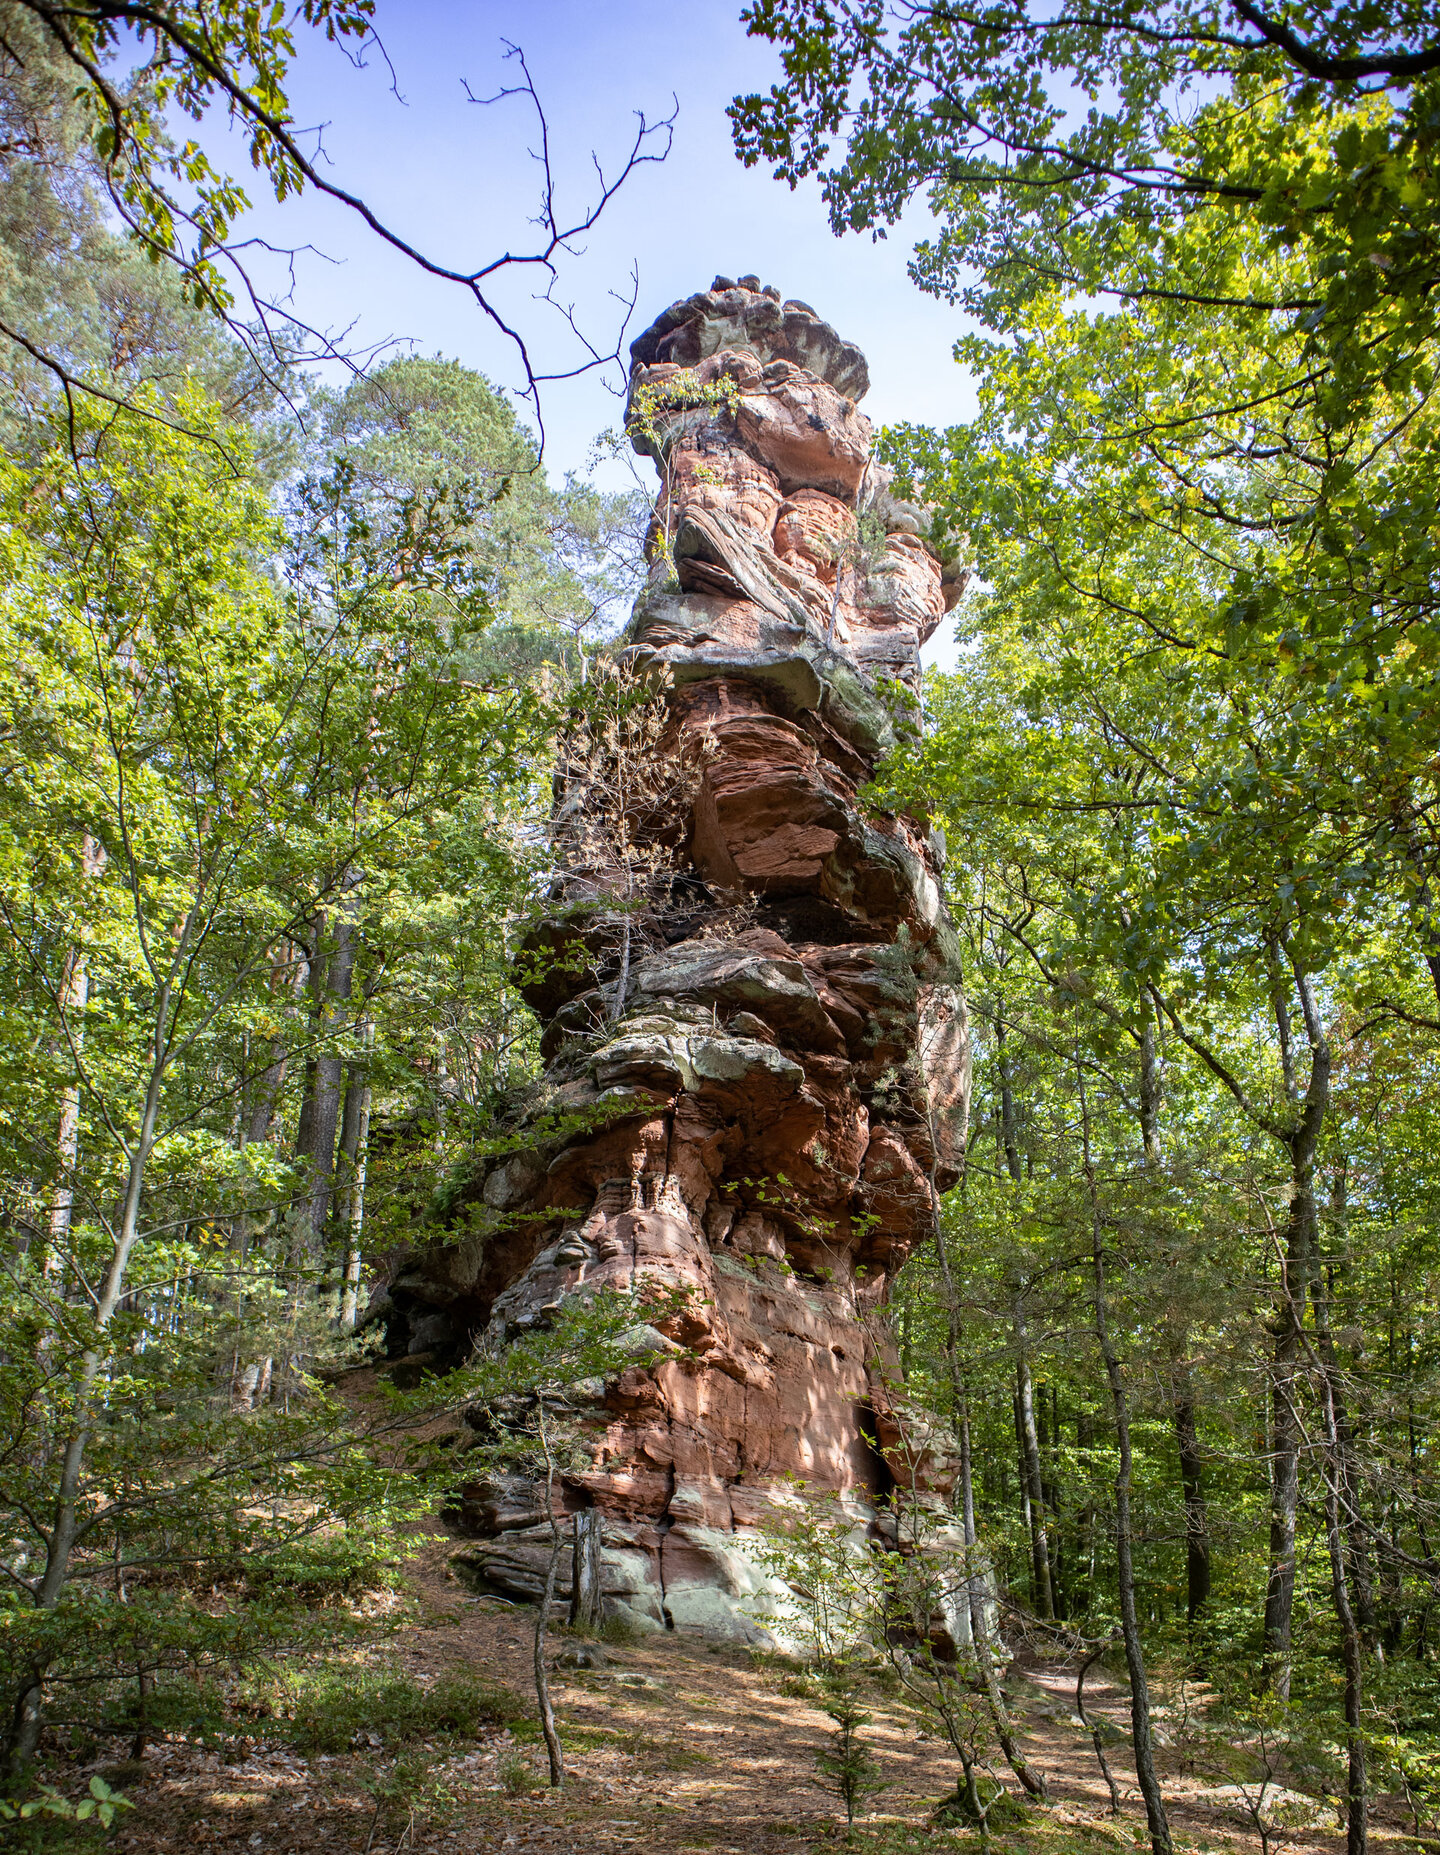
[385,279,970,1637]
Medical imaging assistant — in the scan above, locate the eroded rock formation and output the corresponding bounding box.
[385,277,971,1639]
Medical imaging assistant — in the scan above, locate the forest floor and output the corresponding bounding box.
[97,1529,1404,1855]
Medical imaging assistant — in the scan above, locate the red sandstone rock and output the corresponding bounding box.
[387,279,970,1641]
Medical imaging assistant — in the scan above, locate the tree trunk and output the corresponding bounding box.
[997,1018,1051,1617]
[43,835,106,1281]
[1324,1160,1376,1640]
[1139,1008,1206,1645]
[336,1024,373,1331]
[1395,801,1440,1015]
[1046,1381,1065,1615]
[1080,1063,1172,1855]
[247,1039,288,1145]
[1138,1000,1162,1163]
[996,1015,1022,1185]
[933,1204,1047,1803]
[245,943,301,1145]
[46,1035,84,1279]
[1314,1252,1368,1855]
[569,1509,604,1634]
[954,1375,1048,1798]
[1325,1461,1369,1855]
[1310,1207,1368,1855]
[610,915,633,1023]
[1014,1316,1055,1620]
[293,905,357,1252]
[8,930,184,1772]
[534,1407,564,1790]
[1262,957,1330,1699]
[1076,1406,1097,1611]
[1174,1387,1211,1629]
[1263,1188,1308,1698]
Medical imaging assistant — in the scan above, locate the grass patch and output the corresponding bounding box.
[499,1748,541,1794]
[248,1662,528,1755]
[552,1723,624,1751]
[557,1722,655,1757]
[600,1613,647,1646]
[557,1721,713,1770]
[0,1813,115,1855]
[663,1743,718,1771]
[799,1815,1201,1855]
[750,1648,809,1677]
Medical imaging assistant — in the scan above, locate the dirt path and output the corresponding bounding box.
[102,1537,1400,1855]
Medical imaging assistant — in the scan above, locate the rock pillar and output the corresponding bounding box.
[389,279,971,1638]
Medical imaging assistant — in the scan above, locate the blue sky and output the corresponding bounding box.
[223,0,976,658]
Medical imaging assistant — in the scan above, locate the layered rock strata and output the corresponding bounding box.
[385,278,971,1639]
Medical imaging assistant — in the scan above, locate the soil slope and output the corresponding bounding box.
[99,1535,1387,1855]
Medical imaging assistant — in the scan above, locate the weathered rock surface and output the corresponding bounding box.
[385,278,970,1641]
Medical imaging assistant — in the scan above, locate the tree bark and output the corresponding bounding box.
[293,903,357,1252]
[9,906,195,1771]
[336,1022,373,1330]
[1324,1161,1376,1640]
[1325,1459,1369,1855]
[1079,1062,1172,1855]
[247,1038,288,1145]
[1174,1388,1211,1629]
[1014,1311,1055,1620]
[569,1509,604,1634]
[996,1014,1022,1185]
[1394,801,1440,1015]
[245,943,302,1146]
[1262,961,1330,1698]
[1150,952,1329,1702]
[933,1197,1047,1802]
[46,1028,84,1277]
[996,1017,1052,1618]
[1263,1201,1307,1696]
[1309,1203,1368,1855]
[1138,1000,1162,1164]
[534,1406,564,1790]
[955,1375,1048,1799]
[44,834,106,1281]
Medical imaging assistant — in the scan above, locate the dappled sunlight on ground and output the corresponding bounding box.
[99,1531,1397,1855]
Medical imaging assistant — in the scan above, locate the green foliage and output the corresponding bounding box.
[0,1774,131,1828]
[260,1662,526,1756]
[625,368,743,459]
[736,0,1440,1038]
[733,0,1440,429]
[737,23,1440,1837]
[0,268,656,1792]
[749,1485,1019,1834]
[745,1483,882,1669]
[5,0,378,322]
[814,1679,888,1825]
[498,1746,542,1794]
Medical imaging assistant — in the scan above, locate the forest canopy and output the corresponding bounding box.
[0,3,653,1802]
[732,3,1440,1851]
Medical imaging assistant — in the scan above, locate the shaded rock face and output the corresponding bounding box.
[388,278,970,1641]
